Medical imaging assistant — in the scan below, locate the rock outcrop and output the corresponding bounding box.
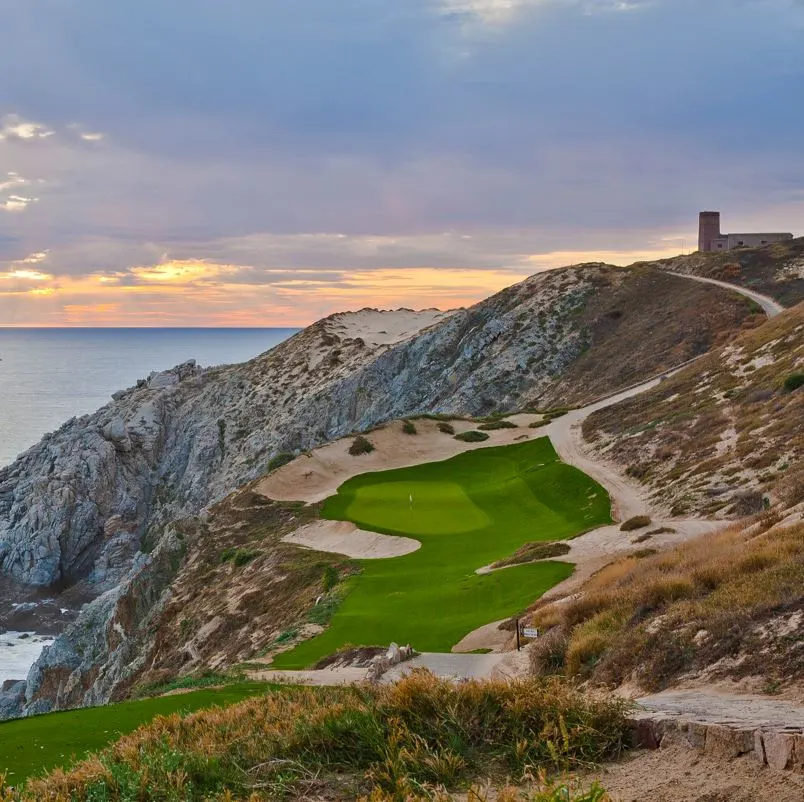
[0,264,761,719]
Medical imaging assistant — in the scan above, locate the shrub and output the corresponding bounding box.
[493,541,571,569]
[477,420,518,431]
[267,451,295,472]
[437,422,456,435]
[17,674,628,801]
[219,548,259,566]
[349,435,376,456]
[529,419,552,429]
[454,430,490,443]
[783,373,804,392]
[619,515,652,532]
[323,565,339,591]
[401,420,418,435]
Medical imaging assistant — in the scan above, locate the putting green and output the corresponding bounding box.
[273,437,611,668]
[346,480,491,535]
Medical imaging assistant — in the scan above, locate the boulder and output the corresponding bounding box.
[102,417,132,452]
[762,732,796,771]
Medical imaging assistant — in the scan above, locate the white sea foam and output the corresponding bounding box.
[0,632,53,684]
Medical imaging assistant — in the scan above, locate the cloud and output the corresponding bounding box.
[0,0,801,325]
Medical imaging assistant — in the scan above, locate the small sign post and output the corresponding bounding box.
[522,627,539,640]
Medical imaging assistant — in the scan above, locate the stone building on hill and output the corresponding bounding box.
[698,211,793,253]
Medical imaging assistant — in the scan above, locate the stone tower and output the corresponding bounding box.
[698,211,721,252]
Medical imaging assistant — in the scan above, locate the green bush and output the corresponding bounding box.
[454,430,490,443]
[349,435,376,455]
[267,452,295,472]
[783,373,804,392]
[477,420,518,431]
[437,422,456,435]
[402,420,418,435]
[323,565,339,591]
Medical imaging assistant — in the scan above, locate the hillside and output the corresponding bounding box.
[583,302,804,519]
[650,235,804,307]
[0,261,769,719]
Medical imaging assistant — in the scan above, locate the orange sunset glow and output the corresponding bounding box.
[0,243,690,327]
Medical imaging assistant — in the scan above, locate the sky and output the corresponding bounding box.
[0,0,802,327]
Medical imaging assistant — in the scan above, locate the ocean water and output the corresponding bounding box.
[0,328,297,468]
[0,633,55,685]
[0,328,296,685]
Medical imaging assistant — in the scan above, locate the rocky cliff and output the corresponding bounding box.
[0,262,761,719]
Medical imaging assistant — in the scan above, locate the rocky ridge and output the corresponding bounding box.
[0,263,761,719]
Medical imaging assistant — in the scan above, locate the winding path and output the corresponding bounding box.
[667,272,785,319]
[257,272,791,707]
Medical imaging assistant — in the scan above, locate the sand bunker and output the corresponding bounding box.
[257,415,540,505]
[283,519,420,559]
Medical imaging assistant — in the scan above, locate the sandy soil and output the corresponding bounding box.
[586,744,804,802]
[257,416,542,505]
[452,619,512,653]
[249,666,370,686]
[327,308,456,346]
[282,519,420,559]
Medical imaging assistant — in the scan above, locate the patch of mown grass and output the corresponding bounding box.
[0,683,276,788]
[275,439,611,668]
[529,519,804,691]
[8,674,628,801]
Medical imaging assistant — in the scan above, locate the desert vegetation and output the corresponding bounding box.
[492,542,572,569]
[4,674,627,801]
[349,435,376,456]
[454,430,491,443]
[584,302,804,517]
[478,420,519,431]
[618,516,651,532]
[528,518,804,691]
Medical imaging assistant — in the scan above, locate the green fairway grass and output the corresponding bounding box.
[0,682,275,786]
[273,437,611,668]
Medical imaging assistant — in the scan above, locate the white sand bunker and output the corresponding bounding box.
[283,520,420,560]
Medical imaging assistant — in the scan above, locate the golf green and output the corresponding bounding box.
[274,437,611,668]
[0,683,276,786]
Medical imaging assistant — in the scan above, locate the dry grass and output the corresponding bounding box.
[492,542,572,570]
[584,303,804,517]
[4,674,628,801]
[528,519,804,691]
